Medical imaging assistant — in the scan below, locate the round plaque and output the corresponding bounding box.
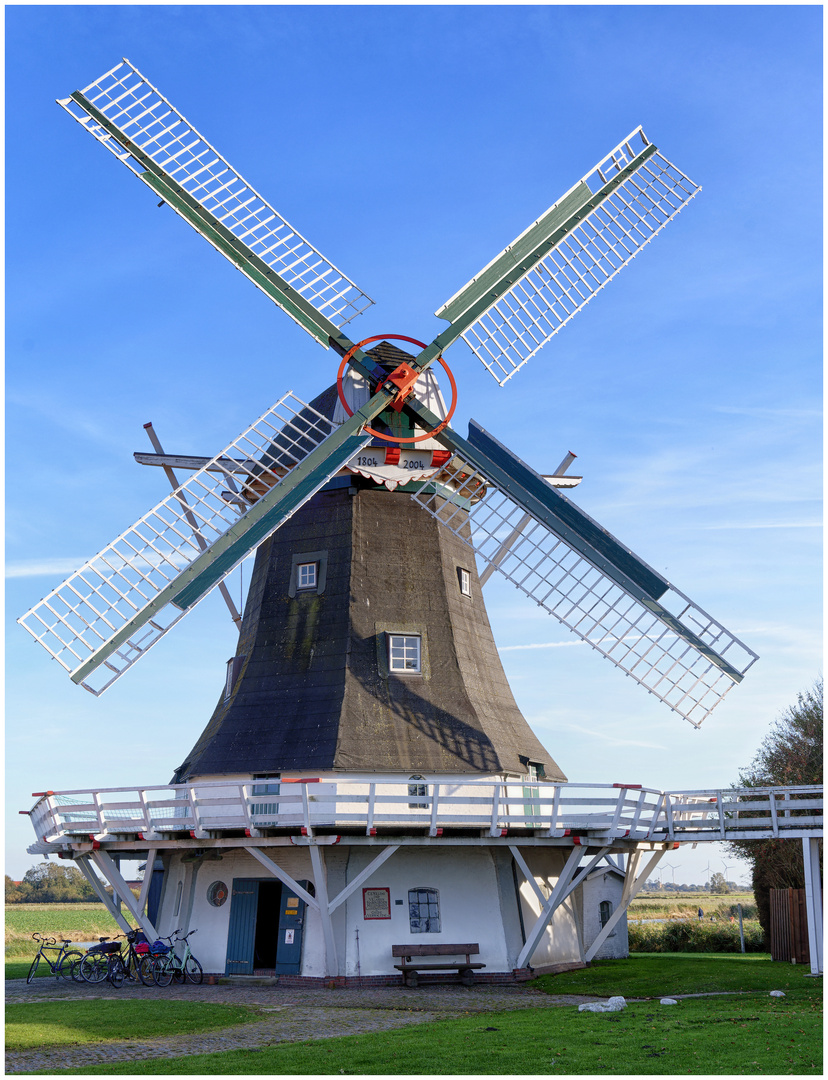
[207,880,228,907]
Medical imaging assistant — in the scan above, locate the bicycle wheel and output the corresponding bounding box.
[71,957,85,983]
[80,954,108,983]
[172,959,186,983]
[26,954,41,984]
[59,951,83,980]
[108,956,125,989]
[152,956,174,987]
[138,955,156,987]
[184,957,203,985]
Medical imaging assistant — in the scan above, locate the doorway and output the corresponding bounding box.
[225,877,311,975]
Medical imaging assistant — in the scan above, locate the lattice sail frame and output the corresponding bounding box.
[412,457,758,727]
[19,394,367,696]
[451,128,700,384]
[58,58,374,334]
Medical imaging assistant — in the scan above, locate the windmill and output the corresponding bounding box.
[20,58,757,730]
[17,59,761,981]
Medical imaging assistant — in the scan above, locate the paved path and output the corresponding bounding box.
[6,978,598,1074]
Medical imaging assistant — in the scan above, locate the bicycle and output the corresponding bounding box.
[27,932,83,984]
[151,929,203,986]
[79,932,156,988]
[78,937,122,984]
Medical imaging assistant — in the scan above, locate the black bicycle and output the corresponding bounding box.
[27,932,83,984]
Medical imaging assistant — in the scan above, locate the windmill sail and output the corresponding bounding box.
[412,420,758,728]
[19,395,372,696]
[58,59,374,345]
[435,128,700,385]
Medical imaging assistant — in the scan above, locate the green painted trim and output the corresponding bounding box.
[399,397,743,684]
[72,91,340,348]
[430,144,659,349]
[436,183,590,324]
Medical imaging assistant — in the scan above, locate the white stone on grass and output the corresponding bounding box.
[660,997,678,1005]
[769,990,786,998]
[578,996,627,1013]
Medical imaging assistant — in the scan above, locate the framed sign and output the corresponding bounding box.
[363,887,391,920]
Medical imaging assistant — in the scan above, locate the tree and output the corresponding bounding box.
[708,872,730,894]
[727,679,823,940]
[5,875,25,903]
[15,861,96,903]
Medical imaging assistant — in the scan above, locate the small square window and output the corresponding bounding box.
[388,634,421,673]
[458,567,471,596]
[297,562,317,590]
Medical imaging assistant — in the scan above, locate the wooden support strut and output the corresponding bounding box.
[584,847,668,962]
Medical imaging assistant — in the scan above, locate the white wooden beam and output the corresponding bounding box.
[74,855,134,935]
[90,849,158,939]
[509,845,546,904]
[309,844,338,978]
[802,836,823,975]
[137,847,158,916]
[244,846,319,910]
[328,845,399,914]
[585,847,667,962]
[516,846,583,969]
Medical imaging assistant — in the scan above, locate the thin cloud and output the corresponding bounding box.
[6,558,89,579]
[714,406,822,420]
[499,640,585,652]
[700,521,822,530]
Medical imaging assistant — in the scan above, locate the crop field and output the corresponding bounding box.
[6,904,127,961]
[628,892,757,921]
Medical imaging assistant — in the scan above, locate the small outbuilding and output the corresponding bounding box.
[578,862,629,960]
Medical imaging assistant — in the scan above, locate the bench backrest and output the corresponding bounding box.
[392,943,479,957]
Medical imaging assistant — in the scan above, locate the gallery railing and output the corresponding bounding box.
[23,779,822,851]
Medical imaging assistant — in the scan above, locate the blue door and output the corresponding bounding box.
[224,878,308,975]
[275,888,306,973]
[225,879,259,974]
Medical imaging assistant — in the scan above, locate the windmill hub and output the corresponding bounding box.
[336,334,457,444]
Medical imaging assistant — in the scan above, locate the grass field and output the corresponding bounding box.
[7,1000,259,1051]
[628,891,757,921]
[20,993,823,1075]
[7,954,822,1075]
[6,903,128,978]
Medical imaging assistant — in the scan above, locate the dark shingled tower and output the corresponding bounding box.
[174,359,564,784]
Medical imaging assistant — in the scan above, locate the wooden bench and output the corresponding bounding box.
[392,943,485,987]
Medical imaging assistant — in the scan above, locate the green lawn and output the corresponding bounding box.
[8,954,822,1075]
[535,952,817,997]
[25,994,822,1075]
[6,1000,260,1051]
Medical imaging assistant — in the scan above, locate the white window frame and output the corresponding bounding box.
[458,567,471,596]
[408,887,441,934]
[388,634,422,674]
[296,561,318,590]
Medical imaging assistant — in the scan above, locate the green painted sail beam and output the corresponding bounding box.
[72,91,349,351]
[399,396,744,684]
[69,391,397,686]
[428,144,659,352]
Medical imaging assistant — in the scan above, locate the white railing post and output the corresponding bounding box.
[366,783,376,836]
[802,836,823,975]
[92,791,106,839]
[768,790,779,837]
[429,784,441,836]
[489,783,502,837]
[301,784,314,837]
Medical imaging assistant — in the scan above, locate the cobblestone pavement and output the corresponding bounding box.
[6,978,599,1074]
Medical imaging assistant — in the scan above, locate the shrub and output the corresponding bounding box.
[629,919,765,953]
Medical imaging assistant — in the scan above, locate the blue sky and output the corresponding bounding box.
[6,5,822,882]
